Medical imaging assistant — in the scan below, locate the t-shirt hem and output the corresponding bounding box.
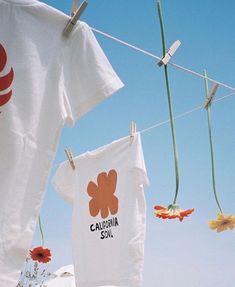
[65,77,124,127]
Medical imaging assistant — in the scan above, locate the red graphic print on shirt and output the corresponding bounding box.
[0,43,14,108]
[87,169,118,219]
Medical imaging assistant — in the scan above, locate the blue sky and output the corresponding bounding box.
[33,1,235,286]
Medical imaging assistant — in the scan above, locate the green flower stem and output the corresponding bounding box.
[157,0,180,204]
[204,70,223,214]
[38,216,45,246]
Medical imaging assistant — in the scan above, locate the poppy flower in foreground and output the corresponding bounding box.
[30,246,52,263]
[154,204,194,222]
[208,213,235,232]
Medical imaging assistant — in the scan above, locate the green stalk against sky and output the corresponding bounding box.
[204,70,223,214]
[38,216,45,246]
[157,0,180,204]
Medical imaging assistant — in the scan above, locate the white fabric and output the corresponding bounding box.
[0,0,123,285]
[44,264,118,287]
[52,133,149,287]
[44,265,76,287]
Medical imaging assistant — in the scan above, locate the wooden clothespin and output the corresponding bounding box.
[130,121,137,144]
[158,40,181,66]
[65,148,76,170]
[204,83,219,109]
[63,1,88,37]
[71,0,79,16]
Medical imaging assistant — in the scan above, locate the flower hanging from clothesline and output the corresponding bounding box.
[203,70,235,233]
[208,213,235,232]
[154,204,194,221]
[155,0,190,222]
[30,246,52,263]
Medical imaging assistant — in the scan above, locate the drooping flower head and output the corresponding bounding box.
[208,213,235,232]
[30,246,52,263]
[154,204,194,222]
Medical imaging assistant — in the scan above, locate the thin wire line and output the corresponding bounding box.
[140,105,203,134]
[140,91,235,135]
[91,27,235,92]
[51,92,235,169]
[213,92,235,103]
[91,27,162,60]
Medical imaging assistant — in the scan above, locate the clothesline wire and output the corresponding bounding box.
[140,105,202,134]
[91,27,235,92]
[52,25,235,169]
[140,91,235,134]
[51,91,235,169]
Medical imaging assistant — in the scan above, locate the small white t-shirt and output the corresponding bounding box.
[52,133,149,287]
[0,0,123,286]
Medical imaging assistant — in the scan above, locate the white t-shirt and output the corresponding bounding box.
[44,264,76,287]
[0,0,123,285]
[52,133,149,287]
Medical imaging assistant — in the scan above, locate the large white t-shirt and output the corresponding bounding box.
[52,133,149,287]
[0,0,123,285]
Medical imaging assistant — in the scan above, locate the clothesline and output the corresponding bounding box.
[52,90,235,170]
[141,91,235,134]
[52,26,235,169]
[91,27,235,92]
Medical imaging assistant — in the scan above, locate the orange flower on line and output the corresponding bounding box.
[208,213,235,232]
[154,204,194,221]
[30,246,52,263]
[87,169,118,219]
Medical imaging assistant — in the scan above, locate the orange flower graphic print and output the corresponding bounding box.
[0,43,14,108]
[87,169,118,219]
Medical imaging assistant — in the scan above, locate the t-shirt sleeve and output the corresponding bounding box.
[61,21,124,127]
[132,132,150,187]
[52,161,76,204]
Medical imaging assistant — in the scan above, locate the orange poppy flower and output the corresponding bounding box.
[30,246,52,263]
[154,204,194,221]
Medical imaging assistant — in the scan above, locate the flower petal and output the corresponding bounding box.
[208,213,235,232]
[154,205,166,211]
[30,246,52,264]
[154,204,194,221]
